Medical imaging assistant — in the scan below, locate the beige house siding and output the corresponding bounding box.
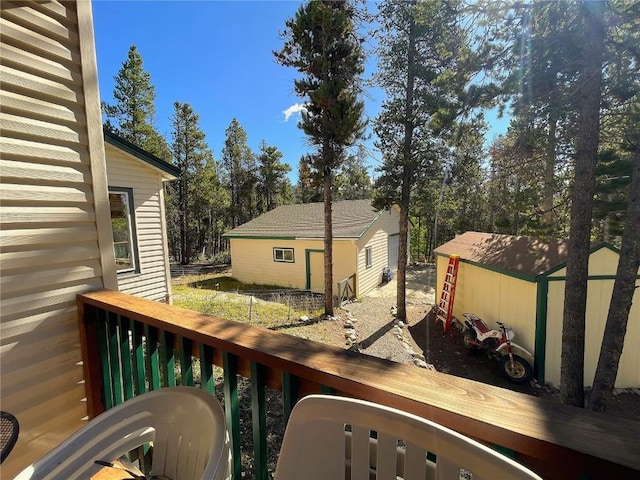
[0,1,114,475]
[356,207,401,296]
[229,238,357,292]
[105,143,172,302]
[435,255,537,354]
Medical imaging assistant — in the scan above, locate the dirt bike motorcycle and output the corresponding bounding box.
[462,313,534,384]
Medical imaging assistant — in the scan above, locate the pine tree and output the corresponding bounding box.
[102,45,169,159]
[561,0,606,407]
[221,119,256,228]
[372,0,473,322]
[334,146,372,200]
[276,0,366,315]
[169,102,212,264]
[295,155,322,203]
[256,140,291,212]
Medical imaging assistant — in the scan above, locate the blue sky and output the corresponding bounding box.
[92,1,508,182]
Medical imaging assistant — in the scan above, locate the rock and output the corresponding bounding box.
[299,315,310,322]
[344,329,357,338]
[414,353,425,361]
[414,359,428,368]
[343,320,353,328]
[396,320,406,328]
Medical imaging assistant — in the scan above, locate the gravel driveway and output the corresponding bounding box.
[341,265,436,366]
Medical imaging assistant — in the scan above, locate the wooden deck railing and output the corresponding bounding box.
[77,290,640,480]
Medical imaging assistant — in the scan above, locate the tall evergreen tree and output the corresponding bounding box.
[169,102,212,264]
[334,145,372,200]
[372,0,473,322]
[589,0,640,411]
[276,0,366,316]
[221,119,256,228]
[256,140,291,212]
[561,0,606,407]
[102,45,169,159]
[295,155,323,203]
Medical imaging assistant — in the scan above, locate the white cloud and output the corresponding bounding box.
[282,103,306,122]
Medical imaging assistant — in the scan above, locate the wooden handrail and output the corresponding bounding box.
[78,290,640,479]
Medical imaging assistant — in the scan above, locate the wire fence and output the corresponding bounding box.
[230,289,325,324]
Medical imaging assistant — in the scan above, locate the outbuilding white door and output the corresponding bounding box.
[388,234,399,271]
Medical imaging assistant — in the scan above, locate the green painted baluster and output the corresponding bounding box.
[223,352,241,480]
[118,316,134,400]
[107,312,123,405]
[282,372,298,425]
[131,320,146,396]
[96,308,114,410]
[491,445,516,459]
[199,344,214,394]
[178,337,194,386]
[320,385,335,395]
[159,330,176,387]
[145,325,160,390]
[251,361,268,480]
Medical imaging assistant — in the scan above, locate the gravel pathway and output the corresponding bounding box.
[341,265,436,368]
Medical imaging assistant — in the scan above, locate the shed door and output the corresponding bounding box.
[307,250,324,292]
[388,234,399,271]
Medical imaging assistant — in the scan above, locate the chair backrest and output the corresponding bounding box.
[274,395,542,480]
[1,411,20,464]
[15,387,229,480]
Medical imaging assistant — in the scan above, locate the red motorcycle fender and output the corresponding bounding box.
[496,342,534,367]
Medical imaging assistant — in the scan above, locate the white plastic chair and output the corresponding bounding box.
[15,387,230,480]
[274,394,542,480]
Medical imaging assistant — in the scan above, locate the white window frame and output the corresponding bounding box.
[273,247,295,263]
[365,246,373,269]
[109,187,139,274]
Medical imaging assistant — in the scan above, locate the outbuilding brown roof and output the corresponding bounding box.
[434,231,569,278]
[223,200,381,239]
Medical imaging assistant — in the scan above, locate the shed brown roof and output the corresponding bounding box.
[434,231,569,278]
[223,200,381,239]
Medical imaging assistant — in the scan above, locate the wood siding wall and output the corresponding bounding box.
[0,1,112,475]
[229,238,357,292]
[356,208,401,296]
[105,144,172,302]
[544,248,640,388]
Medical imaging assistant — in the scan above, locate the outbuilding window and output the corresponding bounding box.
[365,246,373,268]
[109,188,139,273]
[274,247,294,263]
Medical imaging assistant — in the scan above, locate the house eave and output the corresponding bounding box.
[104,128,180,180]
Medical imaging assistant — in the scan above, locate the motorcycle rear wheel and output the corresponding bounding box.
[499,354,533,384]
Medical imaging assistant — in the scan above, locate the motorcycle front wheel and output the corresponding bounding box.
[499,354,533,384]
[463,331,478,350]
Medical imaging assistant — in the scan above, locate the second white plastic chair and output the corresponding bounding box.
[274,394,542,480]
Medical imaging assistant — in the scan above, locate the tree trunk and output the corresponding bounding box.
[589,133,640,412]
[323,163,334,316]
[560,1,605,407]
[543,114,557,227]
[396,11,417,322]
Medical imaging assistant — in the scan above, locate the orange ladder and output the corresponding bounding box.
[436,254,460,331]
